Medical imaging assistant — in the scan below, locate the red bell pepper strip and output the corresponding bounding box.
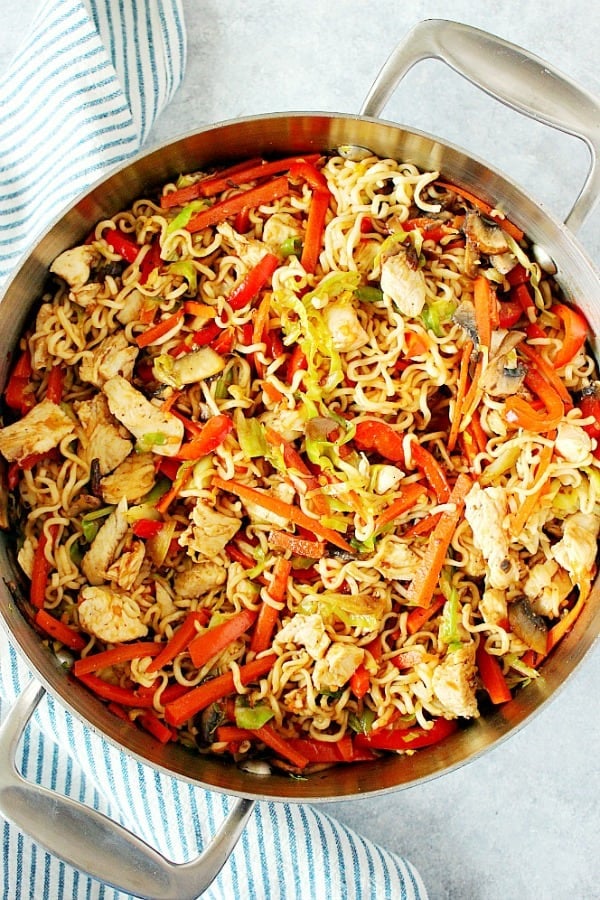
[191,321,221,347]
[174,413,233,460]
[578,392,600,440]
[250,557,292,654]
[506,263,530,286]
[497,297,523,329]
[226,252,280,312]
[354,420,405,464]
[132,518,165,539]
[146,609,211,674]
[73,642,163,676]
[476,641,512,704]
[550,303,588,369]
[139,239,162,285]
[511,283,536,322]
[135,309,184,348]
[288,160,329,193]
[189,607,258,669]
[518,344,572,409]
[4,349,35,416]
[30,525,58,609]
[350,664,370,699]
[289,735,377,763]
[34,609,87,652]
[104,228,140,264]
[45,365,64,404]
[403,473,472,609]
[164,654,277,727]
[252,723,309,768]
[300,189,329,274]
[354,716,458,751]
[77,673,156,708]
[186,176,290,233]
[286,344,308,384]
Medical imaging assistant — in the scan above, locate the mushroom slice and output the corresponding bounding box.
[464,211,510,256]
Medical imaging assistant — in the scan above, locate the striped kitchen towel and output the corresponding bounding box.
[0,2,428,899]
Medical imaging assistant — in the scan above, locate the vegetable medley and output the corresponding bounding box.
[1,149,599,773]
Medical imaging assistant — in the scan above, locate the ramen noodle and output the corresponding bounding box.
[1,151,599,772]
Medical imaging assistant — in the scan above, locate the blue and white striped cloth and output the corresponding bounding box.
[0,3,428,898]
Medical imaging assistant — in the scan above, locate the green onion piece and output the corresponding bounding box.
[81,505,114,543]
[355,286,384,303]
[235,702,275,730]
[280,236,303,258]
[141,476,171,504]
[136,431,167,453]
[348,707,376,735]
[166,201,206,234]
[168,260,198,294]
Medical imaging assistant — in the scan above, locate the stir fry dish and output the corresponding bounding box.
[1,150,599,774]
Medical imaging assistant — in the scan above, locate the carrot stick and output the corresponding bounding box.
[34,609,87,652]
[436,180,524,241]
[448,340,474,452]
[146,610,210,673]
[135,309,183,349]
[77,673,157,707]
[404,473,472,608]
[250,557,292,654]
[300,189,330,274]
[188,607,258,669]
[476,641,512,704]
[518,343,573,408]
[164,654,277,727]
[406,594,446,634]
[374,482,427,531]
[74,642,163,676]
[546,595,587,654]
[212,475,353,552]
[267,530,326,559]
[186,176,290,233]
[511,436,555,534]
[253,723,310,768]
[138,712,175,744]
[473,276,493,350]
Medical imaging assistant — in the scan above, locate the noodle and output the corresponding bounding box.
[1,151,598,772]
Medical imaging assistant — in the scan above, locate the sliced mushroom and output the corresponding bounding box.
[464,211,510,256]
[508,596,548,655]
[452,298,479,344]
[480,329,527,397]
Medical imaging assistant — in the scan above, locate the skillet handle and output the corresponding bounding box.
[0,679,254,900]
[360,19,600,233]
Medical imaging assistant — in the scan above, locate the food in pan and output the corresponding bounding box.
[1,150,598,773]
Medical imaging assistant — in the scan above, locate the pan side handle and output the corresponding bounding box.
[360,19,600,233]
[0,679,255,900]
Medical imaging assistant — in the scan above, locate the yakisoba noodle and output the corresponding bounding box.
[1,151,599,772]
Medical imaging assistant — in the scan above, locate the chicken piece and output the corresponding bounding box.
[374,536,420,581]
[99,452,156,504]
[174,561,228,598]
[17,537,34,580]
[243,481,296,528]
[464,482,520,590]
[103,375,184,457]
[78,585,148,642]
[322,299,370,353]
[554,422,593,465]
[0,399,75,463]
[479,587,508,626]
[380,244,427,317]
[371,465,404,494]
[312,642,364,692]
[217,222,268,269]
[116,288,145,325]
[259,404,307,441]
[274,613,331,660]
[431,642,479,719]
[105,540,146,591]
[551,511,600,599]
[79,332,138,389]
[261,212,301,249]
[50,245,98,289]
[281,686,311,715]
[178,499,241,559]
[75,394,132,475]
[30,303,54,370]
[81,497,129,586]
[524,558,573,618]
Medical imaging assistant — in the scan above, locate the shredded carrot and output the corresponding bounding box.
[518,343,573,409]
[436,180,524,241]
[403,473,472,608]
[448,340,473,452]
[212,475,353,552]
[261,380,284,403]
[250,557,292,654]
[374,482,427,531]
[473,276,493,350]
[300,189,330,274]
[511,435,556,535]
[253,723,309,769]
[186,176,290,233]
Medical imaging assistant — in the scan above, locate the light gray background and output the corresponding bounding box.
[1,3,599,899]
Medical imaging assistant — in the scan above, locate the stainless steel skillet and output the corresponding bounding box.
[0,20,599,900]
